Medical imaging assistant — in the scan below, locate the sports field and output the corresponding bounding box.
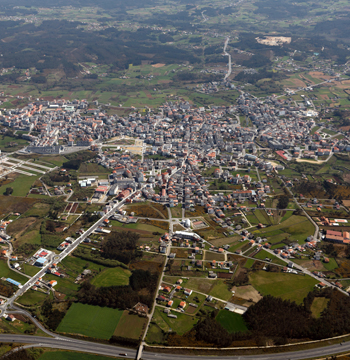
[216,310,248,333]
[56,303,123,339]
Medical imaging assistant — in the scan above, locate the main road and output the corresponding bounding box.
[0,333,349,360]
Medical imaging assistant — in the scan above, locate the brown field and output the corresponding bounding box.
[308,71,333,80]
[320,94,329,100]
[144,91,153,99]
[0,196,37,217]
[151,63,165,68]
[158,79,172,84]
[342,200,350,206]
[113,311,147,339]
[232,285,262,303]
[333,80,350,89]
[7,216,37,237]
[289,78,307,88]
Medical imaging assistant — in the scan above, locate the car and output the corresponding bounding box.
[119,354,127,357]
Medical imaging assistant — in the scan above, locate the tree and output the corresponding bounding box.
[4,187,13,196]
[277,195,289,209]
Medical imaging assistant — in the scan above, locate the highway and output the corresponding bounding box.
[1,334,350,360]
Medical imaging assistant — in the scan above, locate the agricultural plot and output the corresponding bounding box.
[57,303,123,339]
[91,267,131,287]
[249,271,318,304]
[216,310,248,333]
[113,311,147,339]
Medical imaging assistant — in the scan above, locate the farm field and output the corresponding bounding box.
[0,260,28,284]
[249,271,318,304]
[91,267,131,287]
[17,290,50,306]
[56,303,123,339]
[0,174,39,197]
[113,311,147,339]
[216,310,248,333]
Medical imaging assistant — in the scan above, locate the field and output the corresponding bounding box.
[216,310,248,333]
[91,267,131,287]
[311,297,329,318]
[0,174,39,197]
[57,303,123,339]
[249,271,318,304]
[151,307,198,336]
[0,260,28,284]
[0,135,28,152]
[17,290,50,306]
[113,311,147,339]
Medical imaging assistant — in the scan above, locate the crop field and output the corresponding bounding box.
[91,267,131,287]
[57,303,123,339]
[216,310,248,333]
[249,271,318,304]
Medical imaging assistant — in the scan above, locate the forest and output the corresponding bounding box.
[77,269,158,309]
[102,231,142,264]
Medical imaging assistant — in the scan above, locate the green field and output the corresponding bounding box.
[323,258,339,271]
[0,136,28,152]
[311,297,329,318]
[57,303,123,339]
[216,310,248,333]
[91,267,131,287]
[38,351,125,360]
[17,290,50,306]
[249,271,318,304]
[0,174,39,197]
[0,260,28,284]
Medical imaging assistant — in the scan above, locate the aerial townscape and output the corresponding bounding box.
[2,0,350,360]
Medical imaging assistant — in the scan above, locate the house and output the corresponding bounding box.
[179,301,186,309]
[6,314,15,322]
[49,280,57,287]
[184,288,192,296]
[133,302,149,315]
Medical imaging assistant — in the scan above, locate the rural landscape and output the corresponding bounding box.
[1,0,350,360]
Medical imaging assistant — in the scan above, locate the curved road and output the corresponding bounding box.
[0,334,349,360]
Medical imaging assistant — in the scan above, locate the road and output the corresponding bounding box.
[0,185,146,313]
[1,333,350,360]
[223,37,232,81]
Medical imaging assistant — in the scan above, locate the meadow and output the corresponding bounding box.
[56,303,123,339]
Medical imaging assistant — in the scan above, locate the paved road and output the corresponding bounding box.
[0,334,349,360]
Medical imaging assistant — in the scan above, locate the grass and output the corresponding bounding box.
[311,297,329,318]
[56,303,123,339]
[91,267,131,287]
[113,310,147,339]
[323,258,339,271]
[209,280,233,301]
[0,260,28,284]
[38,351,125,360]
[23,203,51,217]
[249,271,318,304]
[244,258,255,268]
[216,310,248,333]
[17,290,49,306]
[0,174,39,197]
[153,307,198,335]
[0,135,28,152]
